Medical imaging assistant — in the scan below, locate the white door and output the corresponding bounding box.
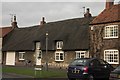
[36,58,41,65]
[36,50,42,65]
[6,52,15,65]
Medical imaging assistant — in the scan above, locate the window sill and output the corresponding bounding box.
[19,59,25,60]
[107,62,119,64]
[55,60,64,62]
[103,37,118,39]
[56,48,62,50]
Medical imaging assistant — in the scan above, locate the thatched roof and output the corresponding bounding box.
[2,17,94,51]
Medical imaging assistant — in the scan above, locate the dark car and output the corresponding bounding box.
[67,58,114,80]
[109,65,120,80]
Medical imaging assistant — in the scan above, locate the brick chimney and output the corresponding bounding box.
[40,17,46,25]
[11,15,18,28]
[106,0,114,9]
[84,8,92,18]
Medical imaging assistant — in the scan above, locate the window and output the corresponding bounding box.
[56,41,63,49]
[90,26,94,30]
[104,25,118,38]
[36,42,40,49]
[36,50,42,59]
[76,51,89,59]
[90,60,100,67]
[104,50,119,64]
[55,51,64,61]
[38,50,42,58]
[19,52,25,60]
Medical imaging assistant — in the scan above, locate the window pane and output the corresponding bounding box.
[19,53,25,60]
[105,25,118,38]
[76,51,88,59]
[56,56,59,60]
[104,50,119,64]
[56,41,63,49]
[55,52,64,61]
[76,53,80,58]
[60,53,63,60]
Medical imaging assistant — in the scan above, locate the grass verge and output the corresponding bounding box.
[2,66,67,78]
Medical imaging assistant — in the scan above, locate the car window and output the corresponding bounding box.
[90,60,100,66]
[99,59,107,65]
[70,59,87,66]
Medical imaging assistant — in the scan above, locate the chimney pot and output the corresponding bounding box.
[84,8,92,18]
[40,17,46,25]
[11,15,18,28]
[13,15,16,22]
[87,8,90,13]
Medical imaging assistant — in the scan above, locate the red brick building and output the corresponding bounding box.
[90,0,120,66]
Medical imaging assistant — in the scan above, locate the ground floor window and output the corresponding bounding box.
[55,51,64,61]
[104,50,119,64]
[76,51,89,59]
[19,52,25,60]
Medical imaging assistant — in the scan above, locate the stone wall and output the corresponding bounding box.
[15,51,35,66]
[3,50,88,68]
[41,51,76,69]
[3,50,77,69]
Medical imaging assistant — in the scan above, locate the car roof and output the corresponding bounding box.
[75,58,98,61]
[73,58,100,66]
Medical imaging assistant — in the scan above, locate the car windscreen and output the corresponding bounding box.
[70,59,87,66]
[115,66,120,71]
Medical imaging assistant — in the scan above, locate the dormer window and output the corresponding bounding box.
[36,42,41,50]
[104,25,118,39]
[56,41,63,49]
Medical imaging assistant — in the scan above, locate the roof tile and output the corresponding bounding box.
[91,4,120,24]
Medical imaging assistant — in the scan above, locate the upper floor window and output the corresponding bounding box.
[104,49,119,64]
[19,52,25,60]
[104,25,118,39]
[76,51,89,59]
[56,41,63,49]
[36,42,41,50]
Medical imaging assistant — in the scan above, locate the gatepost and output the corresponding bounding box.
[34,65,42,78]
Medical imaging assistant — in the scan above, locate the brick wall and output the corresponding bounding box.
[90,22,120,60]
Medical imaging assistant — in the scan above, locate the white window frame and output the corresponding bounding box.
[104,25,118,39]
[19,52,25,60]
[75,51,89,59]
[104,49,119,64]
[36,42,41,50]
[56,41,63,49]
[55,51,64,61]
[90,26,94,30]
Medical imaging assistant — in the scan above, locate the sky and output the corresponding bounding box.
[1,0,120,27]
